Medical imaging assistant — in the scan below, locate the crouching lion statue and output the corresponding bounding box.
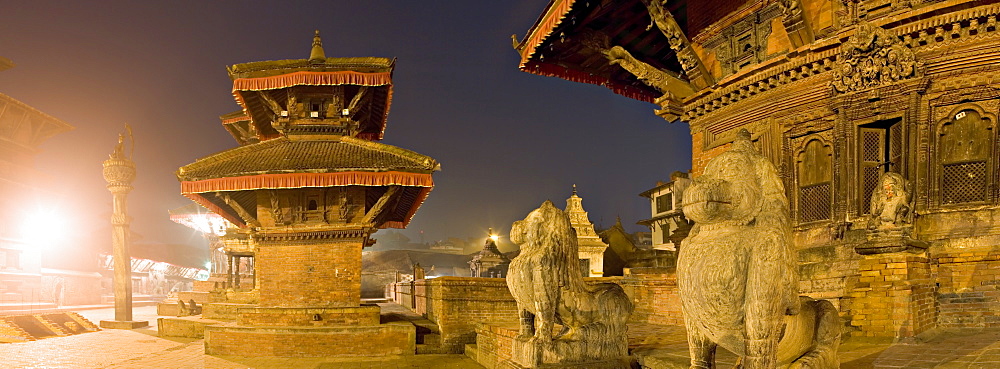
[507,200,633,367]
[679,129,840,369]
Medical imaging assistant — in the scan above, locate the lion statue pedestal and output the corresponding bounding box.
[506,201,633,369]
[679,129,840,369]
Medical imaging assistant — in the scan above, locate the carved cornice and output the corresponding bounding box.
[683,4,1000,125]
[831,22,924,94]
[257,227,375,244]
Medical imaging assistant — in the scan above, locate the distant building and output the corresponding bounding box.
[468,230,510,278]
[633,231,653,249]
[638,171,692,251]
[599,219,677,276]
[565,186,609,277]
[0,57,77,308]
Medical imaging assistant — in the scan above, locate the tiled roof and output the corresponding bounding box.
[227,57,394,80]
[177,136,437,182]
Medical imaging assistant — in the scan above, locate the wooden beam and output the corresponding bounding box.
[347,86,369,117]
[217,192,260,227]
[361,186,400,225]
[256,91,284,116]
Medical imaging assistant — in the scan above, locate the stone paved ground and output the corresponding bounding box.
[0,306,485,369]
[5,305,1000,368]
[628,323,1000,368]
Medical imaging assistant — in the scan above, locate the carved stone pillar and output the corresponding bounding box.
[99,131,148,330]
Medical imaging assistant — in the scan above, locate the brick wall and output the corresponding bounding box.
[205,323,414,357]
[844,254,935,338]
[256,239,362,307]
[619,268,683,326]
[690,131,731,177]
[419,277,519,353]
[934,250,1000,328]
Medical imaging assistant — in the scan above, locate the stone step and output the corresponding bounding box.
[415,343,451,355]
[421,332,441,345]
[202,303,253,321]
[464,343,478,362]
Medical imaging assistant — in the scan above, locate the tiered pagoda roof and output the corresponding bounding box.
[514,0,746,103]
[178,32,438,230]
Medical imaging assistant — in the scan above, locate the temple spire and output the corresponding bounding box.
[309,30,326,62]
[572,184,578,196]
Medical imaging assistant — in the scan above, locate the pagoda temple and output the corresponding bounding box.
[468,229,511,278]
[565,185,608,277]
[513,0,1000,343]
[172,31,438,357]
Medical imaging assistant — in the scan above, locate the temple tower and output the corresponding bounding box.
[565,185,608,277]
[175,31,438,357]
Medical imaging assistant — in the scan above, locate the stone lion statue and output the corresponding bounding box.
[868,171,911,230]
[679,129,840,369]
[507,200,633,366]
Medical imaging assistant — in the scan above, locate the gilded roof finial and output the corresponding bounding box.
[309,30,326,62]
[572,184,578,196]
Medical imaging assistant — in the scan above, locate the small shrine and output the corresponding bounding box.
[468,229,511,278]
[171,31,439,357]
[565,185,609,277]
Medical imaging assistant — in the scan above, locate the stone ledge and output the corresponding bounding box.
[99,320,149,330]
[237,305,380,326]
[204,322,415,357]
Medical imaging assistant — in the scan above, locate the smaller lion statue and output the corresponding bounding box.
[868,171,911,230]
[679,129,840,369]
[507,201,633,367]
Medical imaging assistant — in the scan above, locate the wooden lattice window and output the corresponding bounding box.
[859,119,902,213]
[797,138,833,223]
[655,193,673,213]
[939,109,994,205]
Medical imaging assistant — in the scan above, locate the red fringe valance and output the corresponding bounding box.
[181,171,434,194]
[230,71,394,140]
[518,0,576,68]
[522,62,658,103]
[233,71,392,91]
[183,193,248,228]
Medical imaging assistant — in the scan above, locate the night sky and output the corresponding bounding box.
[1,1,691,256]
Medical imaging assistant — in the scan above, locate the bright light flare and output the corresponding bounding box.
[19,207,70,248]
[489,234,499,242]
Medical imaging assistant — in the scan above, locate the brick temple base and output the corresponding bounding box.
[846,253,935,338]
[204,323,415,357]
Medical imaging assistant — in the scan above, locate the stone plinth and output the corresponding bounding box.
[99,320,149,330]
[237,305,380,326]
[846,253,935,338]
[157,317,216,338]
[203,303,254,321]
[856,228,929,255]
[472,322,630,369]
[204,323,415,357]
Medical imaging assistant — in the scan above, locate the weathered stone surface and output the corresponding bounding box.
[506,201,633,368]
[678,129,839,368]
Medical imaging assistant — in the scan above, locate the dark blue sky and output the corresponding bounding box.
[0,1,692,249]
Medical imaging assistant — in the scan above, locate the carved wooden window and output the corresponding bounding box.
[797,138,833,223]
[859,119,902,213]
[660,223,671,244]
[939,109,994,205]
[655,193,673,213]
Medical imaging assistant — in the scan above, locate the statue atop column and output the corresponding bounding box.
[678,129,839,368]
[99,124,147,329]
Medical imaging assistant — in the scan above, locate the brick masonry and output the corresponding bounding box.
[934,249,1000,328]
[204,323,415,357]
[845,253,935,338]
[256,239,362,307]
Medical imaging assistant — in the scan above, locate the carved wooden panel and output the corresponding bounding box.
[860,127,886,213]
[938,108,994,204]
[792,133,833,224]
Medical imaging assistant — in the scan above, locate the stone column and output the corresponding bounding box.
[99,132,148,329]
